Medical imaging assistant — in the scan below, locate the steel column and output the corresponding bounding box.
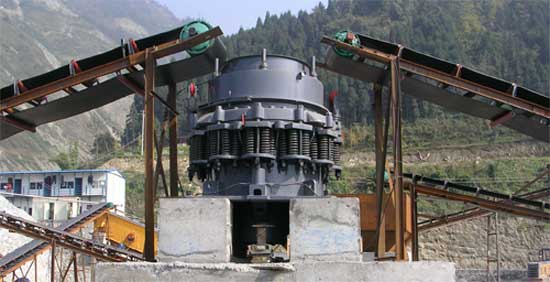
[143,48,156,262]
[50,241,55,282]
[391,59,406,261]
[73,252,78,282]
[168,83,179,197]
[411,176,419,261]
[373,83,386,258]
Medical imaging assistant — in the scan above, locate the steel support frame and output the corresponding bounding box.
[143,48,156,262]
[411,177,419,261]
[418,187,550,231]
[390,58,406,261]
[410,183,550,221]
[373,83,386,258]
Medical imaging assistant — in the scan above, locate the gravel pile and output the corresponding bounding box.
[0,195,50,281]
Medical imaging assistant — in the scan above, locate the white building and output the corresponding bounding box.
[0,169,125,223]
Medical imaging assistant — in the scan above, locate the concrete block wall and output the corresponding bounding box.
[158,197,231,263]
[289,197,362,261]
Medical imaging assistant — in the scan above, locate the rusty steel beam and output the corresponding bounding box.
[117,76,145,96]
[411,177,419,261]
[490,111,515,128]
[117,76,179,115]
[0,115,36,132]
[320,36,549,119]
[373,83,386,258]
[63,86,79,95]
[419,188,550,231]
[409,183,550,221]
[143,48,156,262]
[391,59,406,261]
[0,27,222,112]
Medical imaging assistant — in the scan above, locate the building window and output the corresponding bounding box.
[67,182,74,189]
[28,208,32,216]
[37,182,43,189]
[30,183,36,190]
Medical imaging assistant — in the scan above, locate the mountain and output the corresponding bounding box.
[0,0,181,170]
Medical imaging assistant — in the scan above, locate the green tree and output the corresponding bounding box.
[51,142,80,170]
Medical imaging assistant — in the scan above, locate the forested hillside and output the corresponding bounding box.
[224,0,548,126]
[119,0,549,146]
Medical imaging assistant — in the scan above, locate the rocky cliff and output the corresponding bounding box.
[0,0,180,170]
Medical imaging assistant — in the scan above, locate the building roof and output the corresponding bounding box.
[0,169,124,178]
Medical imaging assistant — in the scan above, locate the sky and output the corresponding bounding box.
[155,0,328,35]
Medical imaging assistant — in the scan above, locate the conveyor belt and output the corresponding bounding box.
[0,202,116,277]
[418,187,550,231]
[403,174,550,221]
[0,209,143,271]
[321,33,549,142]
[0,27,226,140]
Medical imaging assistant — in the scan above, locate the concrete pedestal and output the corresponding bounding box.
[158,198,231,263]
[97,261,456,282]
[289,197,362,261]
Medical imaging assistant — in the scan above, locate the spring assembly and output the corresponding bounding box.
[333,142,341,164]
[318,135,330,160]
[302,131,311,156]
[288,129,299,155]
[220,130,230,155]
[270,130,276,155]
[208,130,218,157]
[278,129,287,157]
[260,128,272,154]
[329,140,334,162]
[230,130,241,156]
[245,128,256,154]
[310,135,318,160]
